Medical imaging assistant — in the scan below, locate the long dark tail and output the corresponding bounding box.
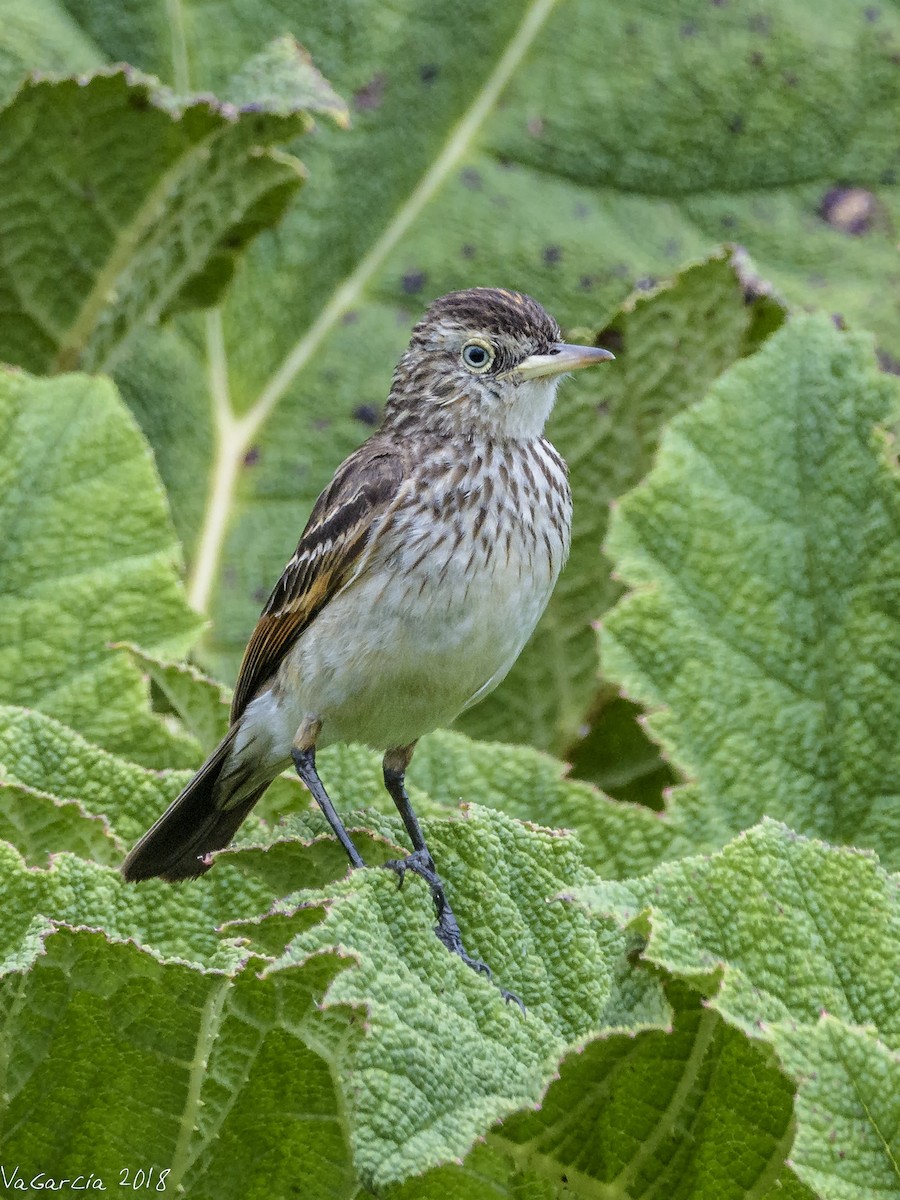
[122,727,268,883]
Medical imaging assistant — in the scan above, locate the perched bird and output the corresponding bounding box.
[123,288,613,982]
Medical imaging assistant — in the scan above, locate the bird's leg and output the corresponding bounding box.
[382,743,492,980]
[291,718,365,869]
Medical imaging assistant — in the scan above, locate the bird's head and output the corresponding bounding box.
[383,288,614,441]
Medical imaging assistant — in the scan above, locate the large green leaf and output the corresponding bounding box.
[0,807,641,1194]
[378,982,814,1200]
[580,820,900,1200]
[0,369,202,764]
[603,315,900,867]
[3,1,896,720]
[0,52,346,375]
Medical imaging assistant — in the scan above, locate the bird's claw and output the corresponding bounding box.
[382,849,524,1010]
[501,987,527,1016]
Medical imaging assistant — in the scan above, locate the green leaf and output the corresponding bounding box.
[0,806,650,1194]
[387,983,811,1200]
[0,63,327,373]
[0,705,189,848]
[225,33,350,125]
[603,315,900,867]
[113,641,232,750]
[457,250,786,752]
[0,925,358,1197]
[261,807,622,1188]
[0,0,102,106]
[0,369,202,765]
[0,779,119,867]
[579,820,900,1200]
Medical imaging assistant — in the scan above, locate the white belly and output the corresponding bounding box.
[240,437,571,761]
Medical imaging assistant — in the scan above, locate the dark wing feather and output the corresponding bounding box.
[230,441,406,722]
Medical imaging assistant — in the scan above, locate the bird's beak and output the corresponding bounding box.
[513,343,615,380]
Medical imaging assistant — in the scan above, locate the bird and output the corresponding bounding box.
[122,287,614,986]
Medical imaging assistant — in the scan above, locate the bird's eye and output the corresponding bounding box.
[461,340,494,372]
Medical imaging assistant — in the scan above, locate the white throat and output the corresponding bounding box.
[500,375,562,440]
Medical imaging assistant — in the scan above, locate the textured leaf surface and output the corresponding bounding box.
[580,820,900,1200]
[115,642,232,751]
[379,983,812,1200]
[0,778,119,867]
[603,316,900,867]
[259,806,623,1188]
[0,925,357,1198]
[0,61,332,373]
[0,370,202,764]
[0,807,644,1194]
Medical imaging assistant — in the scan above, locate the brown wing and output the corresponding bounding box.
[230,440,406,722]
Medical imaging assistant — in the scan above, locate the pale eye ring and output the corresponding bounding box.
[461,339,494,372]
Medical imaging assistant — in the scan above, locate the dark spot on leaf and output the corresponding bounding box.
[129,93,150,110]
[721,214,737,230]
[748,13,771,34]
[865,6,880,20]
[877,349,900,375]
[342,310,359,325]
[597,326,624,356]
[783,70,799,86]
[461,244,476,259]
[497,156,518,171]
[625,21,639,34]
[831,313,847,330]
[243,446,260,467]
[527,116,545,137]
[402,270,426,294]
[819,186,877,234]
[596,400,609,416]
[749,50,765,66]
[353,404,380,426]
[460,167,482,190]
[727,114,744,134]
[613,263,630,278]
[543,245,562,266]
[253,587,267,604]
[664,238,681,257]
[420,63,439,84]
[881,168,897,186]
[711,0,727,6]
[573,203,590,219]
[579,275,597,291]
[634,276,658,291]
[354,73,386,112]
[561,1175,568,1185]
[681,20,698,36]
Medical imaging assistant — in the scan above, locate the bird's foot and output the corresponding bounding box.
[382,851,525,1013]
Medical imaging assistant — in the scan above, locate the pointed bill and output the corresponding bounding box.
[513,343,615,380]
